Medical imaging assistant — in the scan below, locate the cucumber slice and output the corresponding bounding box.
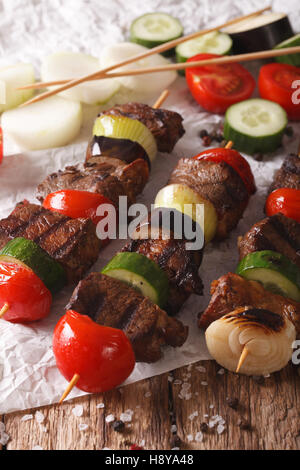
[93,115,157,163]
[224,99,288,155]
[236,250,300,301]
[130,12,183,55]
[176,31,232,63]
[102,252,169,307]
[274,33,300,67]
[0,237,66,294]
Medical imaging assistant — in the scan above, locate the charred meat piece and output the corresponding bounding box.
[238,213,300,269]
[0,202,101,283]
[99,102,185,153]
[123,224,203,316]
[36,156,149,206]
[67,273,189,363]
[269,154,300,193]
[169,158,249,240]
[198,272,300,334]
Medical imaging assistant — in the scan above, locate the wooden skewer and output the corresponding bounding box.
[58,88,169,404]
[59,373,80,404]
[153,89,170,109]
[236,346,249,373]
[18,44,300,97]
[0,303,10,319]
[20,6,271,106]
[225,141,234,150]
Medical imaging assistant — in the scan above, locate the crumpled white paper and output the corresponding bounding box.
[0,0,299,414]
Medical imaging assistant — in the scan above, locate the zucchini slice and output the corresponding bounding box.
[236,250,300,302]
[102,252,169,307]
[0,237,66,294]
[224,98,287,155]
[130,12,183,55]
[274,33,300,67]
[93,115,157,164]
[176,31,232,63]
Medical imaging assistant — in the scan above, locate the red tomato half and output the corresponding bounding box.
[0,263,52,323]
[43,190,113,225]
[194,147,256,195]
[186,53,256,114]
[265,188,300,223]
[53,310,136,394]
[259,63,300,120]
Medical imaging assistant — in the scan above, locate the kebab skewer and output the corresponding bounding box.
[56,141,256,401]
[201,151,300,376]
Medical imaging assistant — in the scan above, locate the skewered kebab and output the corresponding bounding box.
[0,94,185,323]
[56,143,256,401]
[200,154,300,376]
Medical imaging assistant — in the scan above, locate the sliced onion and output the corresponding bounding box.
[2,96,82,150]
[100,42,177,95]
[41,52,120,105]
[0,63,35,112]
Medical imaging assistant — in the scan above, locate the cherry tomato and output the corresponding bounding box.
[0,263,52,323]
[194,147,256,195]
[43,190,113,225]
[186,53,255,114]
[259,63,300,120]
[0,127,3,164]
[265,188,300,223]
[53,310,136,394]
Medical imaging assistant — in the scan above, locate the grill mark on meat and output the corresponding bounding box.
[8,206,45,239]
[33,213,69,246]
[270,215,300,254]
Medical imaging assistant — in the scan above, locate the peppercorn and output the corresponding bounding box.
[112,420,125,432]
[226,397,239,410]
[199,129,208,138]
[202,135,212,146]
[252,375,265,385]
[171,435,181,448]
[216,133,224,143]
[200,422,209,433]
[237,418,251,430]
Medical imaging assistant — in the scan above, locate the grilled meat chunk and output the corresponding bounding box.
[123,230,203,316]
[66,272,189,363]
[99,102,185,153]
[0,202,100,283]
[238,214,300,269]
[169,158,249,240]
[198,272,300,334]
[269,154,300,193]
[36,156,149,206]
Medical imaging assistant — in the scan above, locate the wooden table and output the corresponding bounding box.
[1,360,299,450]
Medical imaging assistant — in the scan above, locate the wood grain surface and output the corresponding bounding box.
[2,360,299,450]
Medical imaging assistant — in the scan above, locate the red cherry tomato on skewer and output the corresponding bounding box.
[0,263,52,323]
[266,188,300,223]
[259,63,300,120]
[53,310,136,394]
[194,147,256,195]
[186,53,255,114]
[43,190,113,225]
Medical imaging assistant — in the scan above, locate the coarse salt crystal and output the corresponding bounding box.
[78,423,89,431]
[172,447,180,450]
[209,405,214,409]
[35,411,45,424]
[195,431,203,443]
[168,376,174,382]
[0,432,9,446]
[171,424,177,433]
[217,368,225,375]
[188,411,198,421]
[217,424,225,434]
[201,381,208,386]
[21,414,33,422]
[0,422,5,433]
[72,405,83,417]
[120,412,133,423]
[173,380,182,385]
[97,403,105,409]
[187,434,193,442]
[140,440,145,447]
[105,414,115,424]
[196,366,206,373]
[32,445,43,450]
[144,392,152,398]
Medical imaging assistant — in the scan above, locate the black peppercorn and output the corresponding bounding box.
[200,422,208,433]
[226,397,239,410]
[199,129,208,138]
[112,420,125,432]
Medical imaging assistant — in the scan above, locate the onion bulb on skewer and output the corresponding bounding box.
[205,307,296,376]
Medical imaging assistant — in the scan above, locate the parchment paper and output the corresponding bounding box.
[0,0,299,414]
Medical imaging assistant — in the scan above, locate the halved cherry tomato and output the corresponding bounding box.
[53,310,136,394]
[186,53,256,114]
[0,263,52,323]
[259,63,300,120]
[43,190,113,225]
[0,127,3,164]
[194,147,256,195]
[265,188,300,223]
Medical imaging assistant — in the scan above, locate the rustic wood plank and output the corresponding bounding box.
[4,360,300,450]
[171,361,300,450]
[5,374,171,450]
